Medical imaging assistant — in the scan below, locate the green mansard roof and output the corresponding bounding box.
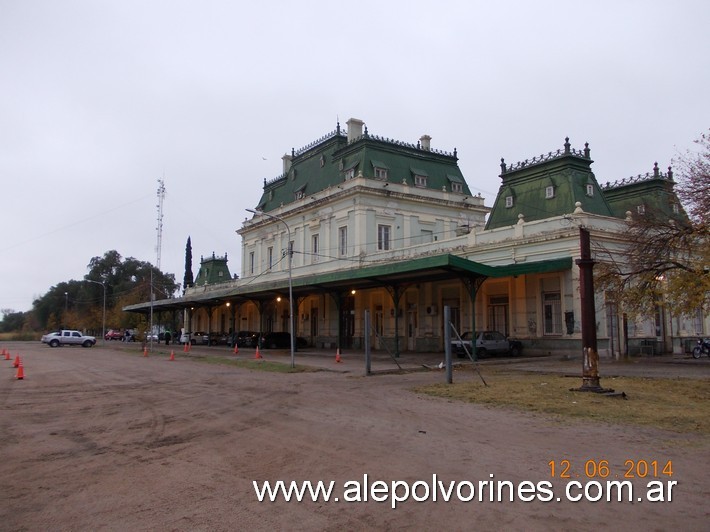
[486,138,613,230]
[255,120,471,212]
[194,253,232,286]
[601,163,685,221]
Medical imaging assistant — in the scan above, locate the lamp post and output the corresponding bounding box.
[246,208,295,368]
[86,279,106,346]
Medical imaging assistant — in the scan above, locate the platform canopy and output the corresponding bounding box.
[123,254,572,315]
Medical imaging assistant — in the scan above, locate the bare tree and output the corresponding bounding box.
[597,131,710,318]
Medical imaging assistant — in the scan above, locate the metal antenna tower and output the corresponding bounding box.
[156,178,166,269]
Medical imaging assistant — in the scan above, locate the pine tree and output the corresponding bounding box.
[183,236,194,294]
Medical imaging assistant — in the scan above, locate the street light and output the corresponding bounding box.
[246,208,295,368]
[86,279,106,346]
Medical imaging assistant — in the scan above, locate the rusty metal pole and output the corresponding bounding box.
[576,227,602,390]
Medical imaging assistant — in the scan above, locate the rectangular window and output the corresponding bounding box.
[339,226,347,256]
[543,292,562,335]
[545,186,555,199]
[586,184,594,196]
[505,196,514,208]
[451,182,463,193]
[345,168,355,180]
[249,252,255,274]
[374,167,388,180]
[378,224,391,251]
[637,204,645,214]
[421,229,433,244]
[311,234,319,263]
[267,247,273,269]
[692,309,703,335]
[414,175,427,187]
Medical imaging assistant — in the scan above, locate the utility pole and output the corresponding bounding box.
[576,227,605,391]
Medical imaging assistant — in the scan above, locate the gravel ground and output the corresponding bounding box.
[1,341,708,531]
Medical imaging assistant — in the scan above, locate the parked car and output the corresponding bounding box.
[451,331,522,358]
[104,329,123,341]
[180,331,191,344]
[41,330,96,348]
[189,331,209,345]
[259,332,291,349]
[229,331,259,348]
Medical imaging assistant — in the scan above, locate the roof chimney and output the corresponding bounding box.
[420,135,431,151]
[347,118,364,142]
[282,153,292,175]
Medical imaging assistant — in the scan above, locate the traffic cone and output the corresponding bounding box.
[254,346,262,359]
[13,355,20,368]
[143,346,148,357]
[169,351,175,361]
[335,348,342,363]
[233,343,239,355]
[3,349,9,360]
[16,362,24,380]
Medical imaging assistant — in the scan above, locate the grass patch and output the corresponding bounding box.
[414,368,709,435]
[194,355,317,373]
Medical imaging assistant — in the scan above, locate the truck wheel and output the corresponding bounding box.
[49,339,60,348]
[82,340,94,348]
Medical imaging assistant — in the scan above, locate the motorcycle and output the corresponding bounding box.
[692,338,710,359]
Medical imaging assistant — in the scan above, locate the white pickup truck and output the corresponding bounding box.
[41,330,96,348]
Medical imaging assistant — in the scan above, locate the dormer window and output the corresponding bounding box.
[505,196,514,208]
[411,167,428,188]
[447,174,464,194]
[294,184,306,200]
[545,186,555,199]
[320,154,325,168]
[672,203,679,214]
[343,160,359,180]
[371,160,389,180]
[586,184,594,196]
[637,204,645,215]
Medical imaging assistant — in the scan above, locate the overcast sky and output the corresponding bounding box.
[1,0,708,314]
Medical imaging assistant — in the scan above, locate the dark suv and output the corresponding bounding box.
[259,332,291,349]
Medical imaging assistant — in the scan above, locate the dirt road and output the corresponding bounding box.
[1,342,708,531]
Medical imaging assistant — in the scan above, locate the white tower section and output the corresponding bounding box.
[156,178,166,269]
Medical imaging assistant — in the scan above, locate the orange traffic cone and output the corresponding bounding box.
[3,349,9,360]
[16,362,24,380]
[183,342,187,352]
[254,346,262,359]
[143,346,148,357]
[335,348,342,363]
[13,355,20,368]
[233,343,239,355]
[169,351,175,361]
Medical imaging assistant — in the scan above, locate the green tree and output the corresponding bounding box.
[183,236,194,294]
[31,251,179,332]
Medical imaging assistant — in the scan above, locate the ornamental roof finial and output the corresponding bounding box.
[564,137,571,154]
[500,158,507,174]
[584,142,590,158]
[653,162,659,177]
